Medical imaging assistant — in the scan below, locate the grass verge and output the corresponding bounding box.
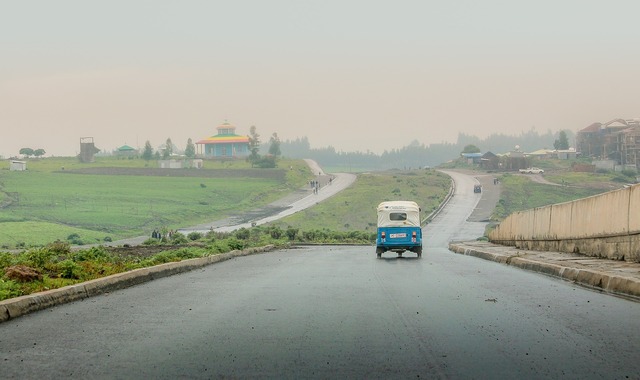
[268,169,451,232]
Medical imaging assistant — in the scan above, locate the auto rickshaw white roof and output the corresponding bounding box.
[377,201,421,227]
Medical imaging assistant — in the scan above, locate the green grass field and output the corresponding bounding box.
[0,157,312,248]
[268,169,451,232]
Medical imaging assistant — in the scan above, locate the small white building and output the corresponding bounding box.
[158,159,203,169]
[158,159,183,169]
[9,160,27,171]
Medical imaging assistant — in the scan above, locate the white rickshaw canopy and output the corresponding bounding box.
[376,201,421,228]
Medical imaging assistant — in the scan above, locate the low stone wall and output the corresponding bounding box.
[489,184,640,262]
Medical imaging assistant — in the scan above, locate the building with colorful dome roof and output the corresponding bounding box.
[196,121,250,158]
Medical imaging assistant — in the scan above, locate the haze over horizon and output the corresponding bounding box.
[2,1,639,158]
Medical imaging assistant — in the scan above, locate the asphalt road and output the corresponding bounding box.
[1,171,639,379]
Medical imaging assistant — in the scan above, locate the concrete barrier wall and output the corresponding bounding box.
[549,202,573,239]
[630,185,640,232]
[489,184,640,262]
[533,206,552,239]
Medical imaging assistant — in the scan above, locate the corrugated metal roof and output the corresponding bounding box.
[196,134,249,145]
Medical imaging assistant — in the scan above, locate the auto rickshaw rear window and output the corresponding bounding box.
[390,212,408,221]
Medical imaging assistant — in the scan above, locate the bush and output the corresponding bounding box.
[24,248,57,268]
[302,231,315,241]
[103,236,113,242]
[621,169,637,177]
[254,156,277,168]
[0,251,15,269]
[142,238,161,246]
[46,240,71,255]
[226,238,244,250]
[0,280,22,300]
[187,232,203,241]
[72,246,110,262]
[268,227,283,239]
[58,259,82,279]
[170,232,188,244]
[235,228,250,240]
[286,227,298,241]
[66,233,84,245]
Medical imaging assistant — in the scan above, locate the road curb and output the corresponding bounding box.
[424,175,455,225]
[449,243,640,300]
[0,245,276,323]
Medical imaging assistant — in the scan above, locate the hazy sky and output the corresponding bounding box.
[2,1,639,157]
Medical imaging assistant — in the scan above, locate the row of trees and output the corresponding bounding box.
[248,126,281,168]
[140,138,196,161]
[19,148,46,158]
[276,128,574,170]
[136,126,282,168]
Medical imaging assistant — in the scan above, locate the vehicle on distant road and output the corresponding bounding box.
[376,201,422,258]
[474,184,482,193]
[519,167,545,174]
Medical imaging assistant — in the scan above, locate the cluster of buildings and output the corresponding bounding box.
[11,121,253,170]
[116,121,251,160]
[576,118,640,171]
[461,118,640,172]
[461,147,577,171]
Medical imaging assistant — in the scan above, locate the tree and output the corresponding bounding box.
[462,144,481,153]
[248,125,261,165]
[554,131,569,150]
[142,141,154,161]
[19,148,34,157]
[268,132,281,157]
[185,138,196,158]
[163,138,173,159]
[33,148,46,157]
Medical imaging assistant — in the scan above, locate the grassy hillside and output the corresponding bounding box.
[492,170,635,221]
[268,169,451,232]
[0,157,311,248]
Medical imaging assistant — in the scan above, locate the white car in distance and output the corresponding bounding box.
[519,167,545,174]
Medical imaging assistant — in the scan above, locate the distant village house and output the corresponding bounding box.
[116,145,138,157]
[196,121,250,158]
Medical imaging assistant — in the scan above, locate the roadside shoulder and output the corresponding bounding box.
[449,241,640,301]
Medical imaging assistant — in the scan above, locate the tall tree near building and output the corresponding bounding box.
[554,130,569,150]
[33,149,46,157]
[248,125,261,165]
[462,144,481,153]
[185,138,196,158]
[142,141,154,161]
[268,133,281,157]
[163,138,173,159]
